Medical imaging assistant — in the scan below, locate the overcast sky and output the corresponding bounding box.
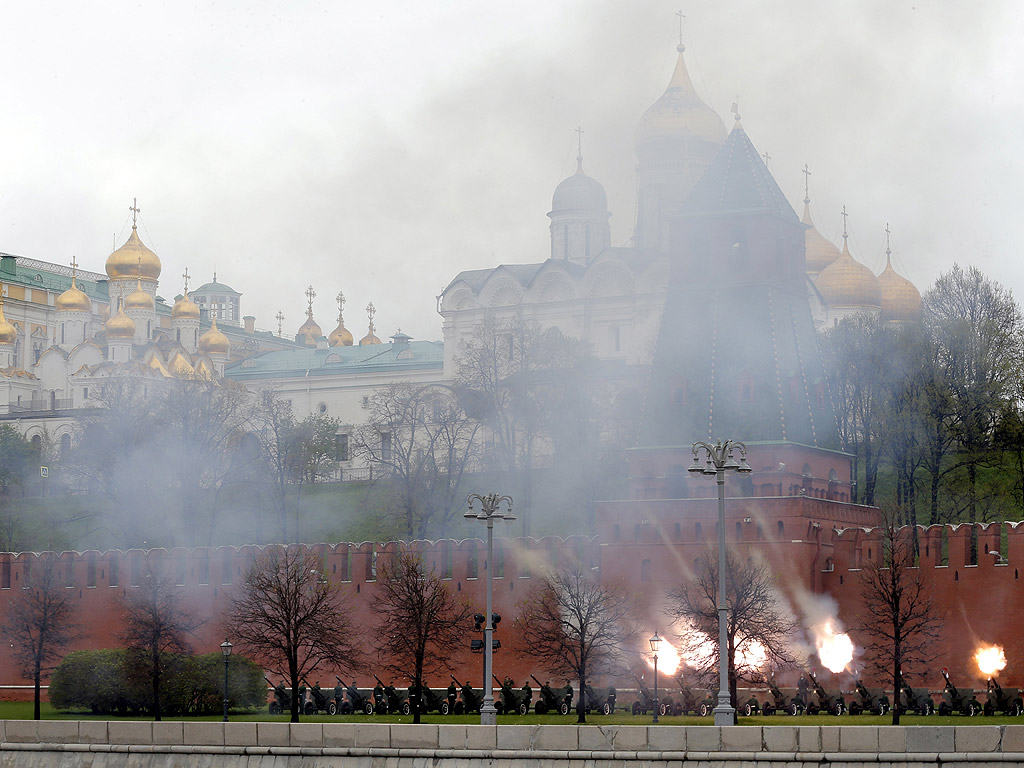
[1,1,1020,342]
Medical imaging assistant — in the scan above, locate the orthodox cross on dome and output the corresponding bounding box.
[676,10,686,50]
[840,205,849,246]
[885,222,892,262]
[182,267,190,294]
[305,285,316,319]
[366,301,376,333]
[70,256,79,283]
[129,198,140,228]
[762,151,771,168]
[802,164,812,204]
[336,290,346,322]
[276,310,284,337]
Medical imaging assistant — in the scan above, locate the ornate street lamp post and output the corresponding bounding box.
[465,492,515,725]
[689,439,752,725]
[649,631,661,724]
[220,639,233,722]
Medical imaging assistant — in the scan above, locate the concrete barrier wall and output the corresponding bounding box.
[4,721,1024,767]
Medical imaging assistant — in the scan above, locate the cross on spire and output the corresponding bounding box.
[276,310,284,337]
[70,256,79,284]
[762,151,771,167]
[841,205,849,245]
[129,198,140,227]
[182,267,190,294]
[305,285,316,318]
[802,164,811,204]
[366,302,376,334]
[885,222,892,262]
[336,290,346,321]
[575,125,584,163]
[676,10,686,50]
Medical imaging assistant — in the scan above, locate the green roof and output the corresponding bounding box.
[224,340,444,380]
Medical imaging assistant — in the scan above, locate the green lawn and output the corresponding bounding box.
[2,700,1021,725]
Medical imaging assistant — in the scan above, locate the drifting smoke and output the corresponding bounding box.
[975,645,1007,677]
[790,587,856,673]
[645,637,681,676]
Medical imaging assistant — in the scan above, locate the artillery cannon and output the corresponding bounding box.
[848,679,890,716]
[761,679,801,716]
[265,676,292,715]
[493,675,531,715]
[452,675,482,715]
[631,674,656,715]
[898,675,935,715]
[531,675,572,715]
[373,675,411,715]
[984,678,1023,716]
[411,683,452,715]
[300,677,331,715]
[337,676,373,715]
[670,675,713,716]
[938,668,980,716]
[807,672,845,716]
[582,683,617,715]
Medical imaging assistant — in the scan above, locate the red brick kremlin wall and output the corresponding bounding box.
[0,512,1019,700]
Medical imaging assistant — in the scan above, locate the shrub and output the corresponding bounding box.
[49,649,266,715]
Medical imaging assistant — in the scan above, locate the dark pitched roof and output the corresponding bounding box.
[682,126,799,221]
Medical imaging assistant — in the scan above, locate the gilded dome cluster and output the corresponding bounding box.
[815,241,882,308]
[0,290,15,346]
[802,203,841,276]
[124,278,155,311]
[878,257,922,323]
[105,306,136,340]
[56,278,92,313]
[105,226,161,281]
[635,47,727,153]
[172,291,200,320]
[198,317,230,355]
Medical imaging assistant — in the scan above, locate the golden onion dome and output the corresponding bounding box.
[0,298,15,345]
[878,257,921,323]
[359,329,381,346]
[802,202,841,275]
[105,307,136,340]
[636,46,727,154]
[198,317,230,356]
[297,315,322,346]
[56,277,92,313]
[172,290,200,321]
[124,278,155,311]
[815,241,882,308]
[328,320,354,347]
[105,225,161,280]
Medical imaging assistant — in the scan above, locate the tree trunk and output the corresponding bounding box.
[33,655,42,721]
[290,664,301,723]
[152,645,162,721]
[577,659,586,724]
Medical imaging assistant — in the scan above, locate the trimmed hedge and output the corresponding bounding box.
[50,649,266,716]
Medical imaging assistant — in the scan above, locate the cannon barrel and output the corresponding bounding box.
[530,674,544,688]
[336,676,344,685]
[451,674,463,685]
[373,675,386,686]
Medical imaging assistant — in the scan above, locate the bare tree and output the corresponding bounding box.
[515,566,636,723]
[455,315,592,535]
[119,566,203,721]
[225,546,361,722]
[666,549,797,713]
[3,554,82,719]
[373,550,472,723]
[356,382,479,538]
[857,517,942,724]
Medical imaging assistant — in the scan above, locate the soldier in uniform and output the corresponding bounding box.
[797,676,809,706]
[373,680,386,712]
[521,679,533,705]
[447,680,458,712]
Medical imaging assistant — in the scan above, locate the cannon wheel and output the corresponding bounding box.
[494,701,504,715]
[363,701,374,715]
[925,701,934,716]
[744,703,755,717]
[1013,702,1023,716]
[603,702,613,715]
[938,702,950,716]
[269,702,281,715]
[789,703,800,717]
[401,702,411,716]
[304,702,315,716]
[535,702,547,715]
[764,704,775,716]
[440,700,450,715]
[328,701,338,716]
[849,702,861,716]
[560,702,570,716]
[699,702,711,717]
[517,701,529,716]
[832,702,845,716]
[341,702,352,715]
[984,702,995,716]
[454,702,464,715]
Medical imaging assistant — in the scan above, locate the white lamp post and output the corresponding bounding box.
[465,492,515,725]
[649,631,661,724]
[689,439,752,725]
